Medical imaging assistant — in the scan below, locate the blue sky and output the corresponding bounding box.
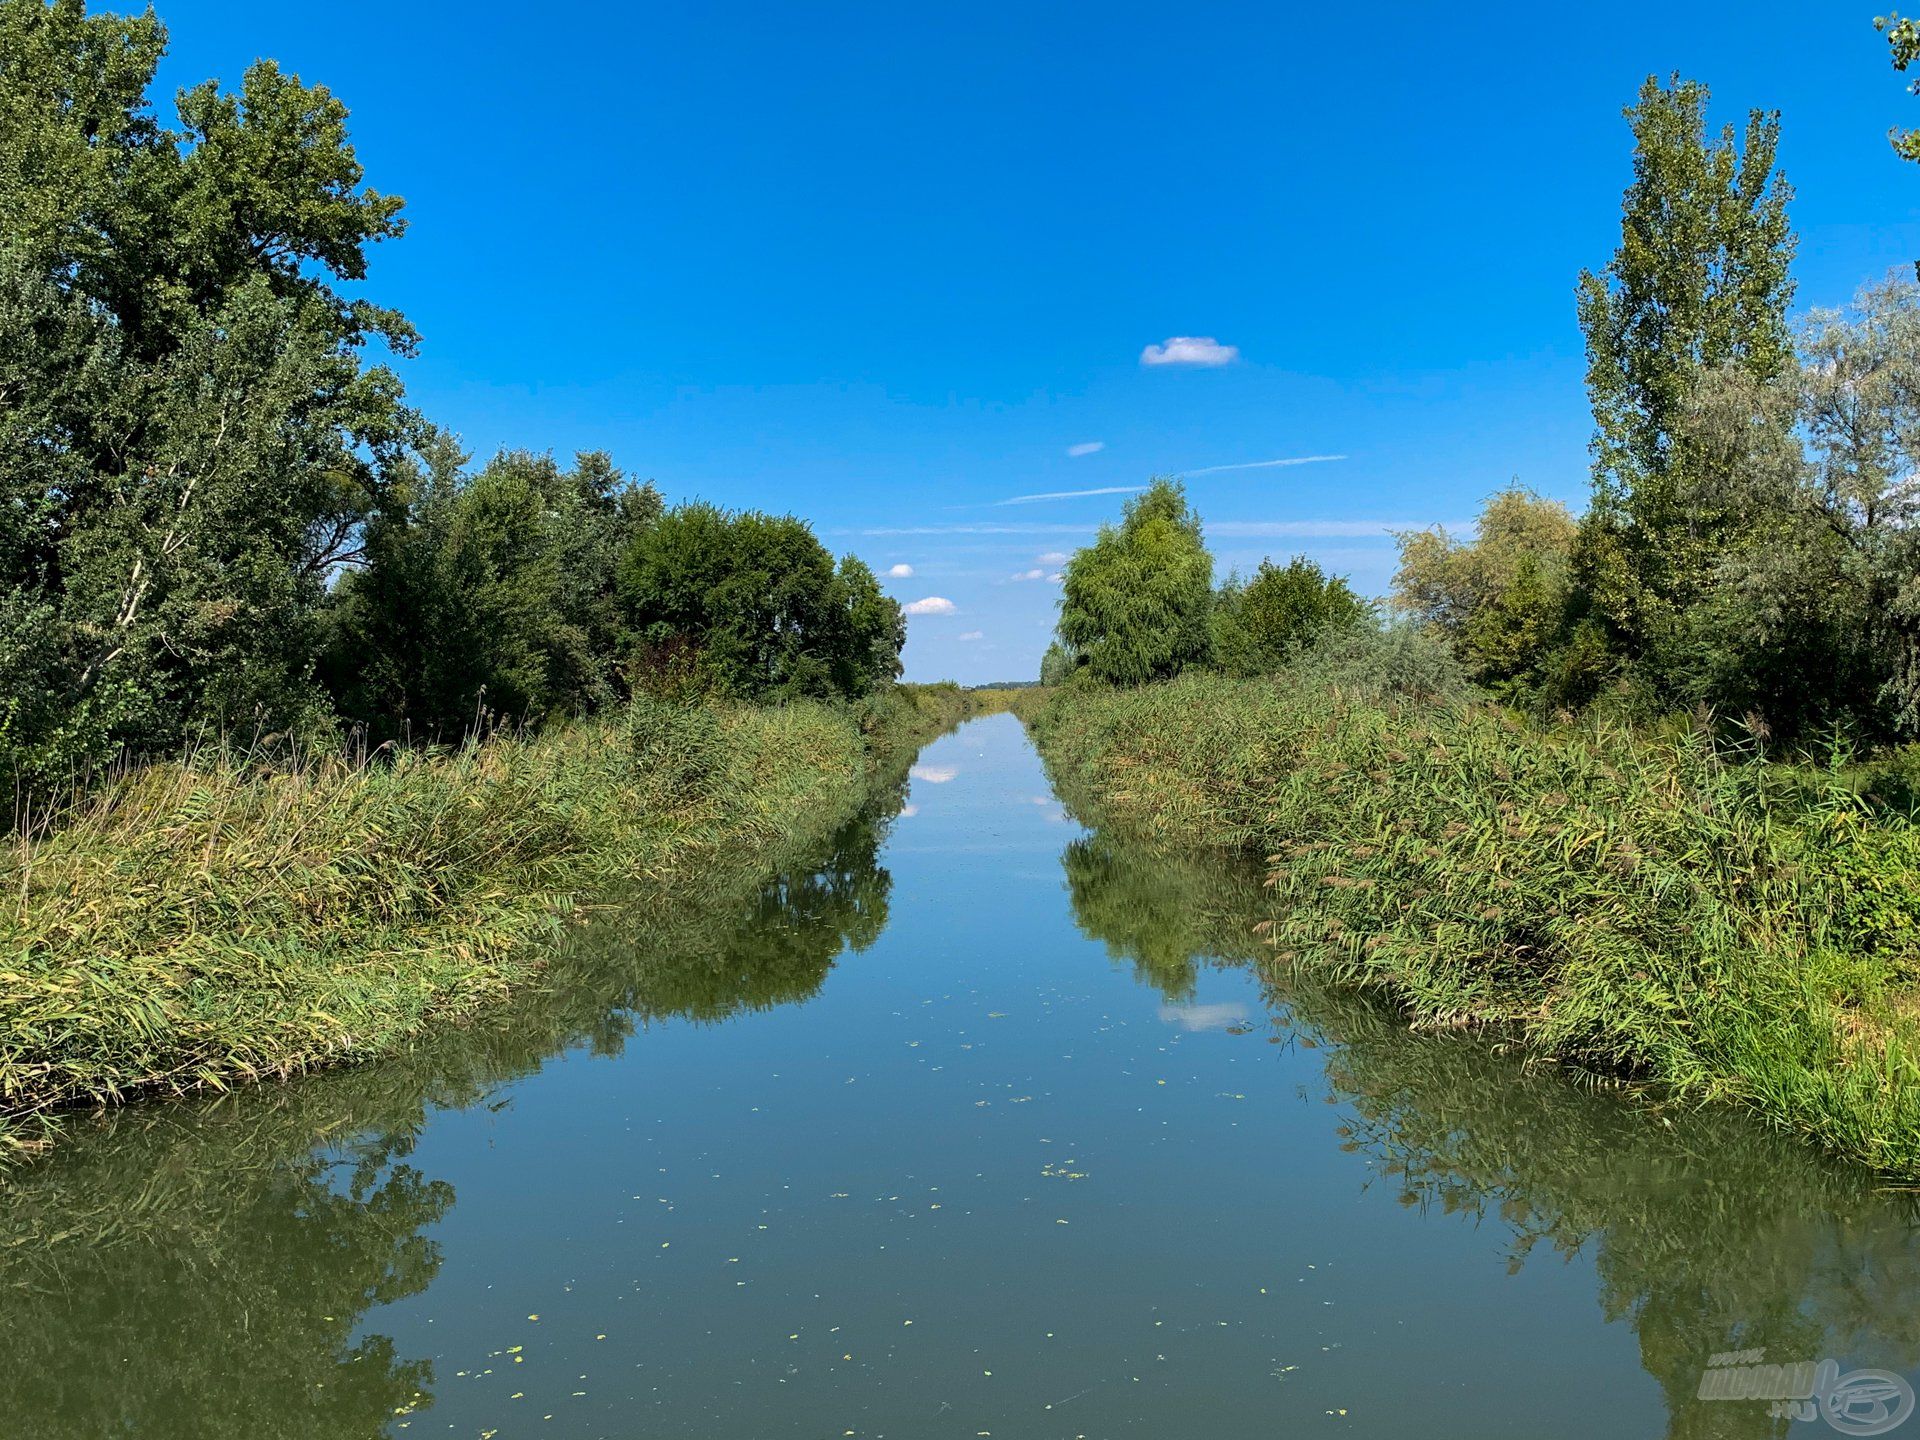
[143,1,1920,683]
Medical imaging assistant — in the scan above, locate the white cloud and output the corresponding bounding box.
[1140,335,1239,367]
[1047,571,1064,582]
[958,630,984,641]
[1067,441,1105,458]
[1011,568,1046,581]
[995,484,1145,507]
[902,595,956,615]
[910,764,958,784]
[1185,454,1347,476]
[1038,551,1069,564]
[886,562,914,577]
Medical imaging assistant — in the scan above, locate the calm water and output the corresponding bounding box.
[7,713,1920,1439]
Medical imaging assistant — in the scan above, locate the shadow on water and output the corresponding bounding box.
[0,772,912,1440]
[1059,821,1920,1439]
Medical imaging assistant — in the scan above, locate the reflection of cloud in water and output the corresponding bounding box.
[1158,1001,1250,1031]
[899,803,919,817]
[910,765,959,784]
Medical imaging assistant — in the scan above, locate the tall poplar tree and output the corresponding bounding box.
[1575,76,1796,671]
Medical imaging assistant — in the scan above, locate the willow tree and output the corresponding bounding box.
[1575,76,1796,678]
[1055,479,1213,686]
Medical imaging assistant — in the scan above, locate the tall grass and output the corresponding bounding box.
[1030,671,1920,1175]
[0,684,972,1153]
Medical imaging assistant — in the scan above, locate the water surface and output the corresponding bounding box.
[6,714,1920,1438]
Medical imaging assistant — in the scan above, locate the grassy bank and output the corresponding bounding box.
[1028,673,1920,1174]
[0,684,971,1152]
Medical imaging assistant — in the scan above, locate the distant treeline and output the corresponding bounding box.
[0,0,903,797]
[1045,75,1920,752]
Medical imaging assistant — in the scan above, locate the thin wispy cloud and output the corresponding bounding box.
[1185,454,1347,476]
[994,484,1145,507]
[1038,551,1069,564]
[886,562,914,577]
[1067,441,1105,458]
[958,630,984,641]
[902,595,957,615]
[1010,568,1046,581]
[1140,335,1239,367]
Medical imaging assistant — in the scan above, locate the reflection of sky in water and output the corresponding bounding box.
[1158,1001,1251,1031]
[909,764,958,784]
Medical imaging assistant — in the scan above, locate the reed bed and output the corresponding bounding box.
[1029,673,1920,1174]
[0,685,971,1153]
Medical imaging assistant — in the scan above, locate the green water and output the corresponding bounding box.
[6,714,1920,1438]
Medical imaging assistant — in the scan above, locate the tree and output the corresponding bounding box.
[1665,275,1920,738]
[1877,11,1920,161]
[322,446,662,738]
[1212,556,1368,677]
[618,504,903,701]
[1575,76,1796,679]
[1391,489,1597,702]
[1055,479,1213,686]
[0,0,420,785]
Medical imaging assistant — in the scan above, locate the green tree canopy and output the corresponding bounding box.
[322,444,662,739]
[0,0,420,784]
[618,504,904,701]
[1212,556,1369,678]
[1054,478,1214,686]
[1575,75,1796,676]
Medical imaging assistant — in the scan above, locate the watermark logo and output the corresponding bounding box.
[1698,1350,1916,1435]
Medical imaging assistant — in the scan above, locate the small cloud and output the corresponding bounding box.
[995,484,1145,507]
[1047,571,1064,583]
[1140,335,1239,367]
[911,764,958,784]
[902,595,956,616]
[958,630,984,641]
[887,562,915,577]
[1067,441,1105,458]
[1038,551,1069,565]
[899,803,919,817]
[1011,568,1046,581]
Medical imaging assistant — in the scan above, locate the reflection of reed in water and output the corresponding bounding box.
[1056,815,1920,1440]
[0,770,913,1440]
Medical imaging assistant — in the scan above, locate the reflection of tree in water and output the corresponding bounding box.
[578,811,892,1026]
[1059,820,1920,1440]
[1059,831,1265,1000]
[0,781,905,1440]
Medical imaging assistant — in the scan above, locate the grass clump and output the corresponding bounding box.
[1029,669,1920,1175]
[0,684,971,1152]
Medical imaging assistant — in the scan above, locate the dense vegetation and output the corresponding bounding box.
[1024,62,1920,1173]
[1031,672,1920,1172]
[0,682,972,1150]
[0,0,904,797]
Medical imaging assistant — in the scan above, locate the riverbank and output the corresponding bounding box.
[0,684,972,1154]
[1026,673,1920,1175]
